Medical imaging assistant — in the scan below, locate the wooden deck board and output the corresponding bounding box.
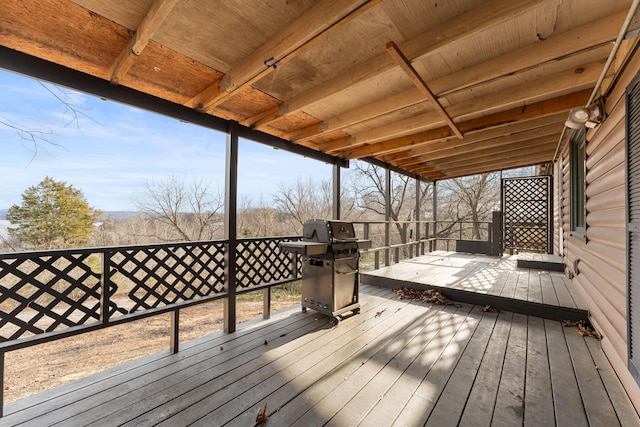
[524,316,555,427]
[545,319,590,426]
[491,313,527,427]
[357,304,475,426]
[458,311,513,427]
[2,282,638,426]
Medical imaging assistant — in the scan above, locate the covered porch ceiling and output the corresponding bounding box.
[2,0,639,180]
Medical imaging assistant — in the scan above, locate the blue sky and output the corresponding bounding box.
[0,70,332,212]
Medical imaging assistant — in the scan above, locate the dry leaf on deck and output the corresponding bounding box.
[254,402,268,426]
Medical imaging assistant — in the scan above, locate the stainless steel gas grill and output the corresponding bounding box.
[280,219,371,322]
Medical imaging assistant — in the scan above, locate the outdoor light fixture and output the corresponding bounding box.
[565,103,601,129]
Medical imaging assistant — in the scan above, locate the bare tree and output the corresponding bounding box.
[437,173,499,239]
[135,175,224,242]
[347,161,431,245]
[272,177,334,233]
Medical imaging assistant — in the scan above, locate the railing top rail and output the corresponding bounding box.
[0,235,303,259]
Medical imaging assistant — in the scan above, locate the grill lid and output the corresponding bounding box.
[303,220,357,243]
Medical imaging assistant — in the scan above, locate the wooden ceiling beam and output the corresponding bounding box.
[250,0,541,129]
[406,124,563,165]
[410,140,557,173]
[404,112,567,158]
[386,118,564,166]
[109,0,179,85]
[286,10,623,143]
[186,0,378,112]
[337,89,590,159]
[427,153,554,179]
[342,59,601,148]
[392,132,559,170]
[386,41,463,139]
[421,139,558,169]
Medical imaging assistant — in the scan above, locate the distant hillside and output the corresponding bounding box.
[100,211,140,220]
[0,209,140,221]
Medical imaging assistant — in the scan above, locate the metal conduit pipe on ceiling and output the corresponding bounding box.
[552,0,640,163]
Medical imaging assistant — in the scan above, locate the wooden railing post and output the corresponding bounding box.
[0,350,4,418]
[100,251,110,325]
[263,287,271,320]
[170,310,179,354]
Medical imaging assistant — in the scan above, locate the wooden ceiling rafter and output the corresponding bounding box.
[185,0,379,112]
[426,153,555,179]
[284,11,623,146]
[337,89,591,160]
[400,112,568,159]
[392,127,562,169]
[109,0,180,85]
[421,138,559,169]
[323,61,598,159]
[386,41,463,139]
[247,0,543,130]
[330,58,602,152]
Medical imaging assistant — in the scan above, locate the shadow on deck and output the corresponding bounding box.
[361,251,588,323]
[2,255,638,426]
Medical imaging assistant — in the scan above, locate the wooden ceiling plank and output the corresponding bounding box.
[253,0,542,129]
[394,136,557,170]
[288,87,423,141]
[339,89,591,159]
[109,0,179,84]
[288,11,622,143]
[347,59,601,147]
[193,0,378,112]
[386,41,463,139]
[432,9,627,97]
[413,124,563,163]
[430,154,554,178]
[405,112,567,158]
[423,139,558,168]
[400,136,558,171]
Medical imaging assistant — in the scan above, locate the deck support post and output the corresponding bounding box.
[432,181,438,252]
[385,167,391,266]
[333,163,341,220]
[224,122,239,334]
[415,178,421,255]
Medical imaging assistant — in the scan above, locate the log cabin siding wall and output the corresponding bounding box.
[559,48,640,409]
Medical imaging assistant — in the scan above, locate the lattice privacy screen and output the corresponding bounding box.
[502,176,551,253]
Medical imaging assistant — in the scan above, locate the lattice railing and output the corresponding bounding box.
[111,242,225,313]
[0,251,124,341]
[0,236,304,346]
[236,236,302,289]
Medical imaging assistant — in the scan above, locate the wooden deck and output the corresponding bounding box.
[361,251,588,322]
[2,283,638,426]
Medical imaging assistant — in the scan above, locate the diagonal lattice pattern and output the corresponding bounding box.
[0,251,125,341]
[112,242,226,313]
[503,176,551,253]
[236,237,302,288]
[0,237,299,343]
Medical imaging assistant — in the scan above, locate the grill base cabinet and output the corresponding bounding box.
[301,255,360,319]
[279,219,370,323]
